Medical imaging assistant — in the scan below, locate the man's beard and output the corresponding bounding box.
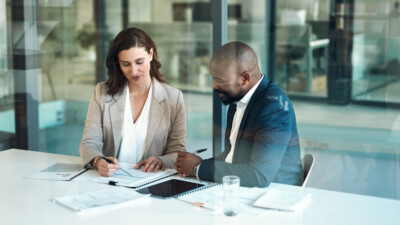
[215,90,244,105]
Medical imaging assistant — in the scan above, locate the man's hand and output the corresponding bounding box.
[175,152,202,176]
[134,156,165,172]
[96,157,119,177]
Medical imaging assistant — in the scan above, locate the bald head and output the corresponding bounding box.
[209,42,263,105]
[210,41,260,76]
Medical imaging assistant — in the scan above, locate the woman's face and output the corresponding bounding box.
[118,46,153,85]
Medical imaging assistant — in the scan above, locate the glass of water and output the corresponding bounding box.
[222,175,240,216]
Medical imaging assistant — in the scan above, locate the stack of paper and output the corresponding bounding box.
[253,188,312,213]
[53,187,149,212]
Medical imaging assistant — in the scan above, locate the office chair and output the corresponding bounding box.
[302,153,315,187]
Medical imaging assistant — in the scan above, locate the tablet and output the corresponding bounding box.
[136,179,205,199]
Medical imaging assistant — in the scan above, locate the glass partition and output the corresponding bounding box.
[128,0,213,157]
[0,0,14,150]
[1,0,399,202]
[0,0,213,159]
[228,0,400,200]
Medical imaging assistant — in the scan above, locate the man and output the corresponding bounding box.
[175,41,303,187]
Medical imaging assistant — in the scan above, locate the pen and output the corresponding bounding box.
[101,157,134,177]
[193,148,207,155]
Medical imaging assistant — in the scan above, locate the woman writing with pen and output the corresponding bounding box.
[79,27,186,177]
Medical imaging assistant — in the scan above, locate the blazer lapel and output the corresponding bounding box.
[110,85,127,158]
[233,75,269,162]
[143,79,165,157]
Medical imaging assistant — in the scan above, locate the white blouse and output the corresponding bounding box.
[118,84,153,164]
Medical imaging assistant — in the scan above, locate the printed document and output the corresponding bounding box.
[90,167,177,188]
[253,188,312,212]
[54,187,149,212]
[24,163,87,181]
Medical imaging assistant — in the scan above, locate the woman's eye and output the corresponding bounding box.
[136,62,143,65]
[122,63,129,67]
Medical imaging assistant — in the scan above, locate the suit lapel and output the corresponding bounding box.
[110,85,127,158]
[233,75,269,162]
[143,79,165,157]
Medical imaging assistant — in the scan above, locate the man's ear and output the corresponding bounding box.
[241,72,250,86]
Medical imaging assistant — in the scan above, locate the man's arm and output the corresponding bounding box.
[199,100,294,187]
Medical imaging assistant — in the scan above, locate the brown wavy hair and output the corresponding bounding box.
[105,27,165,96]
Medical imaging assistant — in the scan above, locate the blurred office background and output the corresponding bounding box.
[0,0,399,200]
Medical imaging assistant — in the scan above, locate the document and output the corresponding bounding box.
[53,187,149,212]
[178,185,268,215]
[90,167,177,188]
[253,188,312,212]
[24,163,87,181]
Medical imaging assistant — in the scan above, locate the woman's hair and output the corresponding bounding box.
[105,27,165,96]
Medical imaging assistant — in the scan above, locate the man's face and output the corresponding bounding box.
[210,60,244,105]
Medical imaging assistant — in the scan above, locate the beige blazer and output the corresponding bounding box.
[79,79,186,168]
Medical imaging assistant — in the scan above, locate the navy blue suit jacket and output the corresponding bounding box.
[199,76,304,187]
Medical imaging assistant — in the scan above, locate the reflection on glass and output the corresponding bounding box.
[274,1,329,97]
[351,1,400,103]
[0,0,14,150]
[128,0,213,155]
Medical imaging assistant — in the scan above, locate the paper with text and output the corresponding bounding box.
[90,167,177,188]
[53,187,149,212]
[253,188,312,212]
[24,163,87,181]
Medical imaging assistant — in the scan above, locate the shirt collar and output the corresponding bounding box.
[235,74,264,108]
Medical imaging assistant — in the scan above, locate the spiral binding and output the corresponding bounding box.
[175,183,220,197]
[134,172,178,188]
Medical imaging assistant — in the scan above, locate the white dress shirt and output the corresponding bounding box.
[225,75,263,163]
[118,84,153,164]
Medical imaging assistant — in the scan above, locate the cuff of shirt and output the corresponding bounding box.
[195,163,201,180]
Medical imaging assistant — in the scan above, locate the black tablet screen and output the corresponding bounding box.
[136,179,205,198]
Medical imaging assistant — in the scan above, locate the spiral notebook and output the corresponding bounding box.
[89,168,177,188]
[136,179,218,199]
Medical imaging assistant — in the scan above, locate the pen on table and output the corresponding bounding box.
[101,156,134,177]
[193,148,207,155]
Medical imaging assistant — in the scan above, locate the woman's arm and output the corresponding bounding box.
[79,84,105,168]
[158,90,186,168]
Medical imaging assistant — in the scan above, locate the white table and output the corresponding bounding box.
[1,149,400,225]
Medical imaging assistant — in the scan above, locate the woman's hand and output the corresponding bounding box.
[134,156,165,172]
[94,157,120,177]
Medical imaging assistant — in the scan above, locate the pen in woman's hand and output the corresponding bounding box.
[193,148,207,155]
[102,157,133,177]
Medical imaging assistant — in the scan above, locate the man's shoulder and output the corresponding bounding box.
[256,80,290,104]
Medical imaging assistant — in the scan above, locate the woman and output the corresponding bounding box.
[79,27,186,177]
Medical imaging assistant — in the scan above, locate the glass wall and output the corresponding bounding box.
[0,0,213,158]
[1,0,399,201]
[126,0,213,157]
[0,0,14,150]
[351,0,400,103]
[227,0,400,200]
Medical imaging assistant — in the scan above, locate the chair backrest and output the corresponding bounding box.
[302,154,315,187]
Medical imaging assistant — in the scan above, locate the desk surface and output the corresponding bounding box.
[1,149,400,225]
